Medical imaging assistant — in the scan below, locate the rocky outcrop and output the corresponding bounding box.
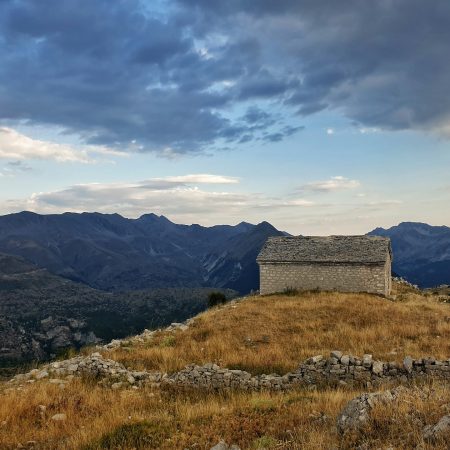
[336,388,402,434]
[0,315,101,366]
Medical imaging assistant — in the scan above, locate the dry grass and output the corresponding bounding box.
[1,284,450,449]
[1,378,449,449]
[0,379,353,449]
[107,286,450,375]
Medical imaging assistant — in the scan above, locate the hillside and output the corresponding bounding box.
[0,212,284,293]
[0,253,236,368]
[369,222,450,287]
[1,285,450,449]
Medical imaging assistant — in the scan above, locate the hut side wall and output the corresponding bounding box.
[259,262,390,296]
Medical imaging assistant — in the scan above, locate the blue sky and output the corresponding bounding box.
[0,0,449,235]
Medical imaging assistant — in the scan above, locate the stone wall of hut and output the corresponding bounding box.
[259,261,390,296]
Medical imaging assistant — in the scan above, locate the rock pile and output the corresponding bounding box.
[7,353,164,390]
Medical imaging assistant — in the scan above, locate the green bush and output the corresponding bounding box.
[282,286,299,296]
[207,291,227,308]
[251,435,278,449]
[160,335,176,347]
[250,397,277,412]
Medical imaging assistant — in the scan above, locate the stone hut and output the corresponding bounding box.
[257,235,392,296]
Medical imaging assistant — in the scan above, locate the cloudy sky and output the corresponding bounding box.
[0,0,449,235]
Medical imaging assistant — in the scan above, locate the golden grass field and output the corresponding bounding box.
[1,283,450,449]
[108,285,450,375]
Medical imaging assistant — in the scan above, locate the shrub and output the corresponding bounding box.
[83,420,170,449]
[207,291,227,308]
[160,335,176,347]
[251,435,278,449]
[250,397,277,412]
[282,286,299,296]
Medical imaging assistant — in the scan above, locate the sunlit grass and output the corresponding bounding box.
[108,285,450,375]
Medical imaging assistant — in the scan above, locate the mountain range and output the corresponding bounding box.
[369,222,450,288]
[1,212,449,293]
[0,211,284,294]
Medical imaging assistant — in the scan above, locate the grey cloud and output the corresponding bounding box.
[6,160,32,172]
[180,0,450,134]
[0,0,302,154]
[0,0,449,157]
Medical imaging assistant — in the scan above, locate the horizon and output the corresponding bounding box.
[1,209,448,237]
[1,1,450,235]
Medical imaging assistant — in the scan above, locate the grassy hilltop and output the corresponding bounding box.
[1,283,450,449]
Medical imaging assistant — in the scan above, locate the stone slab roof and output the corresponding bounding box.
[257,235,392,264]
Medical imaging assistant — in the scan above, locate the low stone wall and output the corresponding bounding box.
[5,351,450,393]
[165,363,301,391]
[165,351,450,391]
[299,351,450,387]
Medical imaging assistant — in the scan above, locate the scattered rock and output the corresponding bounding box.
[403,356,413,373]
[423,415,450,443]
[35,370,49,380]
[210,441,241,450]
[51,413,67,421]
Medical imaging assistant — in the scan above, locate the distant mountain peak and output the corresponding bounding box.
[138,213,173,224]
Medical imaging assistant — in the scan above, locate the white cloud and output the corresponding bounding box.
[358,127,380,134]
[0,177,314,225]
[326,128,335,135]
[281,199,315,207]
[0,127,123,163]
[298,176,360,193]
[157,174,239,184]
